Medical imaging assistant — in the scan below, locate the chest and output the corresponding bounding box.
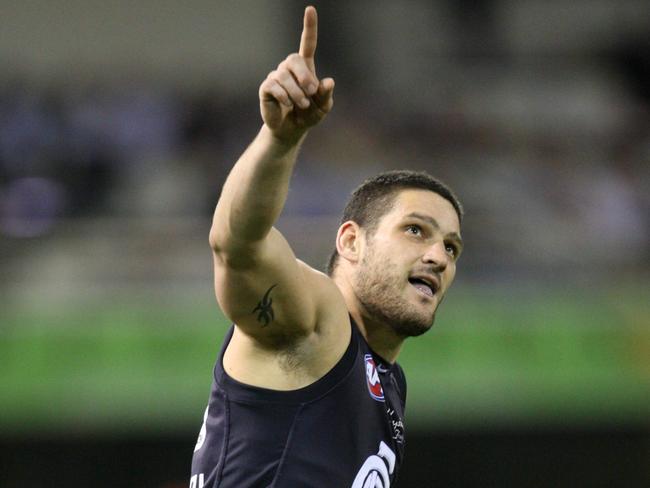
[272,354,407,486]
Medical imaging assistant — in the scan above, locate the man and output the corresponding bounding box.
[190,6,463,487]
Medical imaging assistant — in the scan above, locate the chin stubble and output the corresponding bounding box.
[355,253,436,338]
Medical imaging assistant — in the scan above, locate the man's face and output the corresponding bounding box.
[353,189,463,337]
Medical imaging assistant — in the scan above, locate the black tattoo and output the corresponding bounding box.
[252,284,277,327]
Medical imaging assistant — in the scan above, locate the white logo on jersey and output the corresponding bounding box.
[194,406,209,452]
[189,473,204,488]
[351,441,396,488]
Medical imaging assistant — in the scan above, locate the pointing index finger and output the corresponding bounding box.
[299,6,317,65]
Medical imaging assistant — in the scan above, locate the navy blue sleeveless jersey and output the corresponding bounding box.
[189,321,407,487]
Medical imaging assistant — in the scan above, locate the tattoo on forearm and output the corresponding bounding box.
[252,284,277,327]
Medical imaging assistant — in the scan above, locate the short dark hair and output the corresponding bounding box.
[326,170,463,276]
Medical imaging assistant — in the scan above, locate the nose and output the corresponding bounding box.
[422,241,449,271]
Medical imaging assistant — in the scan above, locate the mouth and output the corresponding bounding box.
[408,275,439,298]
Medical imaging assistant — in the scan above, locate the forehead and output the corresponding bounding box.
[381,189,461,234]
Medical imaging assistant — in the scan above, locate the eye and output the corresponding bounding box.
[445,242,459,258]
[406,224,422,236]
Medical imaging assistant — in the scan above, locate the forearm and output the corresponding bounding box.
[210,125,306,251]
[211,6,333,254]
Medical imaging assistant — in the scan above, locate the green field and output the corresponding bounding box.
[1,284,648,434]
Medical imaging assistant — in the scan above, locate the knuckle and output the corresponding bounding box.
[259,79,271,93]
[286,81,302,95]
[267,70,278,81]
[273,69,289,83]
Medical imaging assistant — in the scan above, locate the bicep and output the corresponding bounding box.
[212,227,319,342]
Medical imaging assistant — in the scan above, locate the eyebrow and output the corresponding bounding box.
[404,212,464,251]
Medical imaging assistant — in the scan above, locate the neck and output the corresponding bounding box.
[333,272,405,363]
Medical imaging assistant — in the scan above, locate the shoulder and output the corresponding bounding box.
[222,259,352,390]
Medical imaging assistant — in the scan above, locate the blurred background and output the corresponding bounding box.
[1,0,648,486]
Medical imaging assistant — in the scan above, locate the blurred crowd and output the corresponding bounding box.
[1,79,647,280]
[0,0,648,285]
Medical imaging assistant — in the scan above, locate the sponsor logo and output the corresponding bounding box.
[387,408,405,444]
[351,441,396,488]
[194,406,209,452]
[189,473,204,488]
[364,354,385,402]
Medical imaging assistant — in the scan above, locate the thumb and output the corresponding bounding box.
[313,77,335,113]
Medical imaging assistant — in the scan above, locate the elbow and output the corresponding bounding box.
[209,224,226,254]
[209,228,234,269]
[209,211,236,253]
[209,224,246,254]
[208,226,260,269]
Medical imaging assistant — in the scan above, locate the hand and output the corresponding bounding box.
[258,6,335,143]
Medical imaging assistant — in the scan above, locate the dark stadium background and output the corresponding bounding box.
[1,1,648,486]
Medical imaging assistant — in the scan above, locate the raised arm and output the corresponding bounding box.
[209,7,337,345]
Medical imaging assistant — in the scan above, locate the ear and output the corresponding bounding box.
[336,221,362,265]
